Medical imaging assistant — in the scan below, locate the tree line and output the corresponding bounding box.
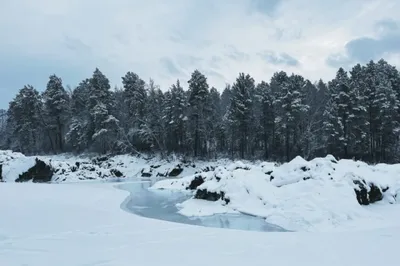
[1,59,400,163]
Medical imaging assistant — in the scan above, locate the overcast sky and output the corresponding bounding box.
[1,0,400,108]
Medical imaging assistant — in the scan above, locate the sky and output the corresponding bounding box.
[1,0,400,109]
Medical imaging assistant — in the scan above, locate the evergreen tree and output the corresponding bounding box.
[326,68,352,158]
[187,70,210,157]
[255,81,275,159]
[208,87,222,157]
[3,58,400,163]
[226,73,255,159]
[272,72,309,161]
[88,68,117,153]
[65,79,91,153]
[7,85,43,154]
[164,80,187,153]
[43,74,70,152]
[122,71,147,149]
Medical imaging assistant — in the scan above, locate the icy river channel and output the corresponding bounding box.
[119,181,287,232]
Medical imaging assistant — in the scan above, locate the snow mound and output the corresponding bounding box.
[152,155,400,232]
[0,150,36,182]
[0,150,225,183]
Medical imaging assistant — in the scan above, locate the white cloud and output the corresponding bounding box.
[0,0,399,108]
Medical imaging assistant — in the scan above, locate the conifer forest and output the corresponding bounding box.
[1,59,400,163]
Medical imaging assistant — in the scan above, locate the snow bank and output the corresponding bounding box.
[0,150,36,182]
[152,156,400,232]
[0,150,224,183]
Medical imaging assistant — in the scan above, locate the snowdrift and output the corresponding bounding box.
[0,150,216,183]
[152,155,400,232]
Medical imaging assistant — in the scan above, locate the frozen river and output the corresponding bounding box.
[119,181,287,232]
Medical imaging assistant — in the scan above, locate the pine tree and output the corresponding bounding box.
[88,68,117,153]
[226,73,255,159]
[7,85,43,154]
[349,64,368,158]
[303,79,328,158]
[255,81,275,159]
[65,79,91,153]
[187,70,210,157]
[208,87,222,157]
[327,68,352,158]
[138,79,165,153]
[0,109,8,149]
[43,74,70,152]
[122,71,147,149]
[164,80,187,153]
[375,59,400,161]
[272,72,309,161]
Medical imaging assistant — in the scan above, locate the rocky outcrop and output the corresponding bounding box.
[110,169,123,178]
[141,166,154,177]
[0,164,3,182]
[195,189,230,204]
[187,175,204,190]
[168,165,184,177]
[353,180,383,205]
[16,158,54,183]
[195,166,216,174]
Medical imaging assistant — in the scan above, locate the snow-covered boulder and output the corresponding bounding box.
[16,158,54,183]
[0,150,36,182]
[152,155,400,231]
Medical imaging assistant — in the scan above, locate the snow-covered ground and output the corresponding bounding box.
[0,150,220,183]
[1,181,400,266]
[2,150,400,265]
[153,156,400,232]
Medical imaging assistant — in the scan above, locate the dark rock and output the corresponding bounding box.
[265,171,273,175]
[382,186,389,193]
[303,176,311,181]
[369,184,383,203]
[156,172,166,177]
[168,165,183,177]
[92,156,109,165]
[110,169,123,178]
[150,165,161,169]
[353,180,383,205]
[141,172,152,177]
[187,176,204,190]
[71,166,77,172]
[16,158,54,183]
[270,175,275,181]
[141,169,152,177]
[0,164,3,182]
[300,166,310,172]
[75,162,80,168]
[195,166,216,174]
[234,166,250,171]
[195,189,230,204]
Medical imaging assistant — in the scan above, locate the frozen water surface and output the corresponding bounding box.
[119,181,288,232]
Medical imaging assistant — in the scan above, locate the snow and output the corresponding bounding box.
[2,150,400,264]
[152,156,400,232]
[177,198,237,217]
[0,150,220,183]
[1,181,400,266]
[0,150,35,182]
